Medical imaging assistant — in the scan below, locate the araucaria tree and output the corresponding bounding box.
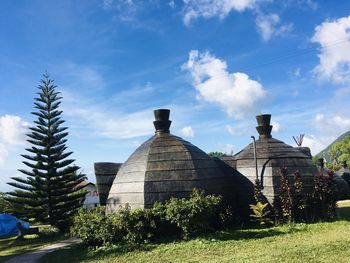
[7,74,86,230]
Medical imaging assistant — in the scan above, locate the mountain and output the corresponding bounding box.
[316,131,350,161]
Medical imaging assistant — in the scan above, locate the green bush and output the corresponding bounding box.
[70,189,224,246]
[70,207,117,246]
[164,189,222,239]
[116,205,159,244]
[250,202,273,226]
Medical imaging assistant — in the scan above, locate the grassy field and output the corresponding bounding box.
[0,234,64,263]
[1,201,348,263]
[38,201,350,263]
[39,221,350,263]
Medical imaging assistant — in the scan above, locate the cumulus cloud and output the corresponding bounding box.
[217,143,235,155]
[298,113,350,155]
[255,13,293,41]
[179,126,195,138]
[302,134,334,156]
[64,105,154,139]
[182,0,262,25]
[271,121,281,133]
[0,115,29,165]
[314,113,350,136]
[0,115,28,146]
[311,16,350,84]
[182,50,267,118]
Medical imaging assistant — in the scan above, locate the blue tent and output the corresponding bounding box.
[0,214,30,238]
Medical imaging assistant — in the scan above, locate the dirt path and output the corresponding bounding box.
[4,238,81,263]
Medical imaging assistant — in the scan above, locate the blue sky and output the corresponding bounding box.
[1,0,350,191]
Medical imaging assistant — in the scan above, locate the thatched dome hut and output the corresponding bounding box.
[339,161,350,187]
[317,159,350,200]
[106,109,246,213]
[221,114,316,204]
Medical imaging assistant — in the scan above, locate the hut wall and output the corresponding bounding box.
[94,162,122,205]
[234,157,317,204]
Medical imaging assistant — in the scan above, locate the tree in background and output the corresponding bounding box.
[327,136,350,170]
[6,74,86,231]
[0,192,11,213]
[208,152,226,157]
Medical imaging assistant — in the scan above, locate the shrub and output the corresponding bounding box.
[164,189,222,239]
[70,189,223,246]
[250,202,273,226]
[116,205,159,244]
[70,207,117,246]
[310,171,337,221]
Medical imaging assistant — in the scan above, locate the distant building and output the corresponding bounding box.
[76,181,100,209]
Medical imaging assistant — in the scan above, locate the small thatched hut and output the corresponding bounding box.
[221,114,316,204]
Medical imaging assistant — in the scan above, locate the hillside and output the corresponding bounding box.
[316,131,350,161]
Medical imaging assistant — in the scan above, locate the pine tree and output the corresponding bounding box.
[6,74,86,230]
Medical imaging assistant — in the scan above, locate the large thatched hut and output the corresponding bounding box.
[106,109,253,213]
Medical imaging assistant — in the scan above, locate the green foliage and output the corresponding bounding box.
[6,74,86,231]
[116,205,159,244]
[163,189,222,239]
[249,202,273,226]
[71,189,223,246]
[276,168,293,223]
[327,136,350,169]
[70,207,116,246]
[41,221,350,263]
[208,151,226,157]
[0,192,12,213]
[310,171,337,221]
[325,161,341,171]
[273,168,337,224]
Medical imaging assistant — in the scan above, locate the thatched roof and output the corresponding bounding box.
[106,109,235,212]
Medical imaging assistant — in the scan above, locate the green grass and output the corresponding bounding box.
[10,201,349,263]
[0,234,64,263]
[40,221,350,263]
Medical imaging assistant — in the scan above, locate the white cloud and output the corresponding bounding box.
[64,105,154,139]
[182,0,262,25]
[311,16,350,84]
[64,63,106,92]
[179,126,194,138]
[182,50,267,118]
[271,121,281,133]
[0,115,28,146]
[169,0,176,8]
[314,113,350,136]
[255,13,293,41]
[225,124,236,135]
[0,115,29,165]
[217,143,235,155]
[298,113,350,155]
[302,134,333,156]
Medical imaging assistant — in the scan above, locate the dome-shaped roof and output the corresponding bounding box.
[234,137,310,160]
[317,159,350,200]
[338,161,350,187]
[222,114,316,204]
[106,109,233,212]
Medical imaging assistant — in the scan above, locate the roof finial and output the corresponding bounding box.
[153,109,171,134]
[256,114,272,139]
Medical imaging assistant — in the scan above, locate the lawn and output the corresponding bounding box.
[1,201,347,263]
[0,234,64,263]
[38,200,350,263]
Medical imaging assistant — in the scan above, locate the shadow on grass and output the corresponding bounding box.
[0,234,65,263]
[39,225,306,263]
[38,243,157,263]
[203,224,306,242]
